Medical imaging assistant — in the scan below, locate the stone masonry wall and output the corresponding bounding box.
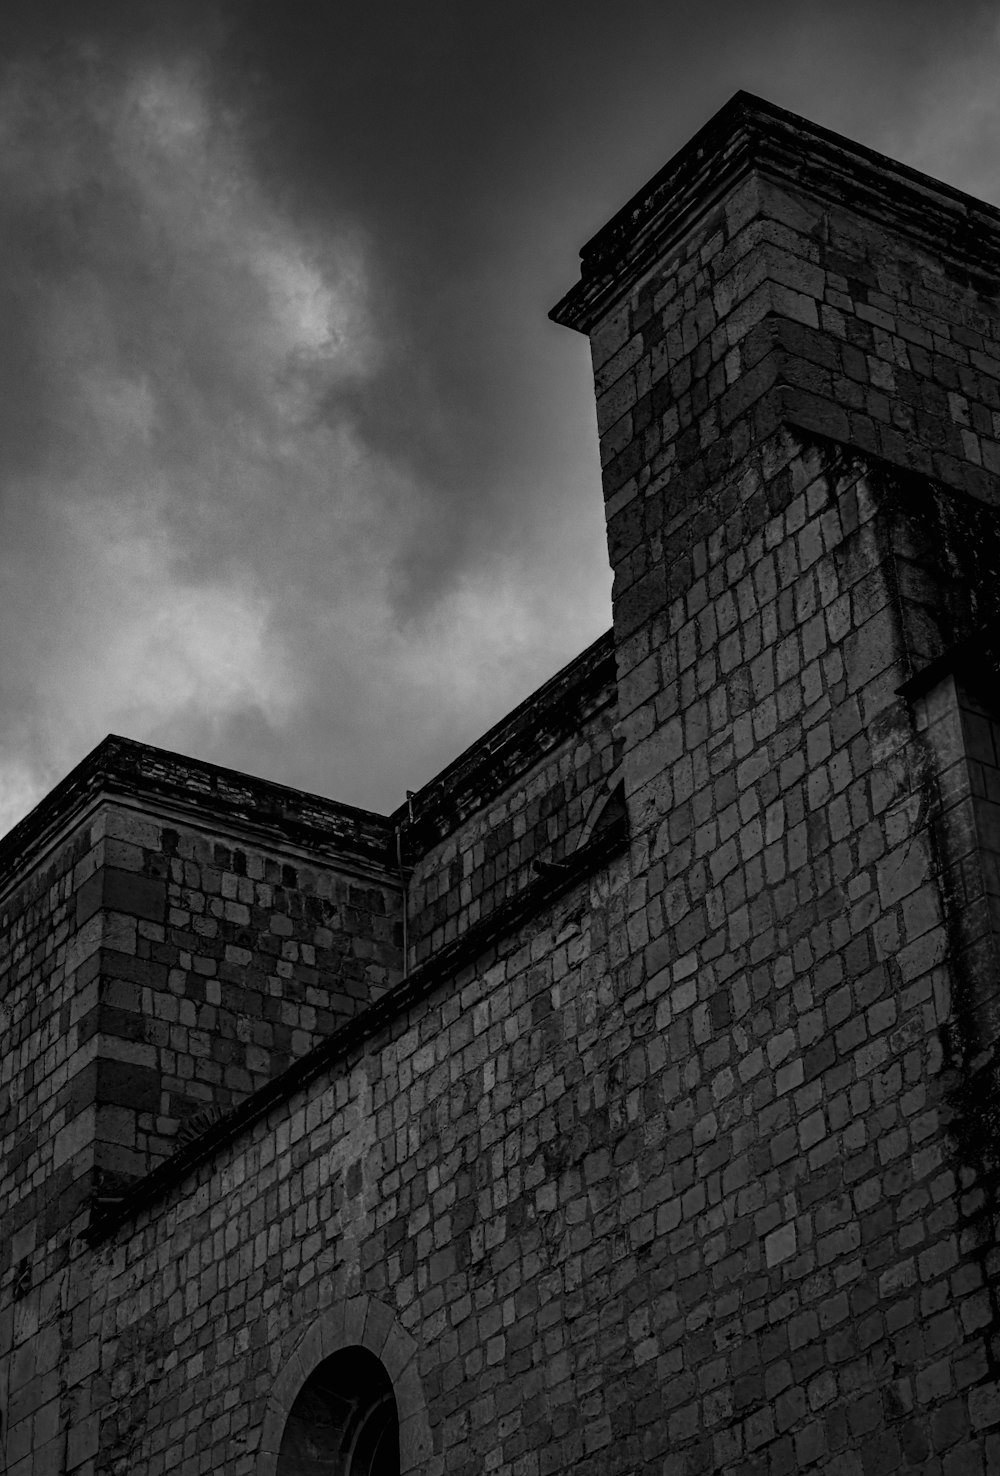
[57,435,1000,1476]
[400,632,620,965]
[73,856,630,1476]
[887,475,1000,673]
[553,94,1000,1472]
[87,799,402,1197]
[0,757,401,1476]
[404,701,619,965]
[570,98,1000,529]
[0,820,102,1260]
[0,815,105,1476]
[605,428,1000,1473]
[961,693,1000,943]
[917,674,1000,1055]
[11,94,1000,1476]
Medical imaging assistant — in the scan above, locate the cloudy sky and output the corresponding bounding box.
[1,0,998,830]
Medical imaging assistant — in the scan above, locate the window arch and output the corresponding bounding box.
[276,1345,399,1476]
[257,1296,433,1476]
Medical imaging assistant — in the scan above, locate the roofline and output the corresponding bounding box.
[551,90,1000,333]
[2,632,619,895]
[392,628,617,849]
[0,735,395,898]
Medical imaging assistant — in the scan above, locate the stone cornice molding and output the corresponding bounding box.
[551,90,1000,334]
[0,734,396,903]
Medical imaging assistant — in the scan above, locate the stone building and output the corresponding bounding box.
[4,91,1000,1474]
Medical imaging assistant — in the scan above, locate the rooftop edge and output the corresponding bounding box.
[393,627,617,853]
[1,630,619,894]
[550,90,1000,333]
[0,736,396,898]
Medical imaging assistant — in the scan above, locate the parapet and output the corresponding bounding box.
[0,733,395,901]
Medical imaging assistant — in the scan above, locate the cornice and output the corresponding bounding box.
[0,736,396,903]
[0,634,620,902]
[551,91,1000,334]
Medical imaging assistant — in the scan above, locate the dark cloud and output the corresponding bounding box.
[0,0,997,826]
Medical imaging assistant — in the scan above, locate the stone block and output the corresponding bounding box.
[101,869,166,923]
[95,1059,161,1113]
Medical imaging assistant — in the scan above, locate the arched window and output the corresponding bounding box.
[275,1345,400,1476]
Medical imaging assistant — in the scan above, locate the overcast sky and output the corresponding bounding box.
[1,0,998,830]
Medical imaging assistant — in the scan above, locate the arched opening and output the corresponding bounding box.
[276,1345,400,1476]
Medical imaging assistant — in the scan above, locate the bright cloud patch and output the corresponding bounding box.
[0,50,386,824]
[0,31,614,833]
[54,499,297,732]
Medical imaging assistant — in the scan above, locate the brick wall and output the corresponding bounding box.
[87,799,402,1197]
